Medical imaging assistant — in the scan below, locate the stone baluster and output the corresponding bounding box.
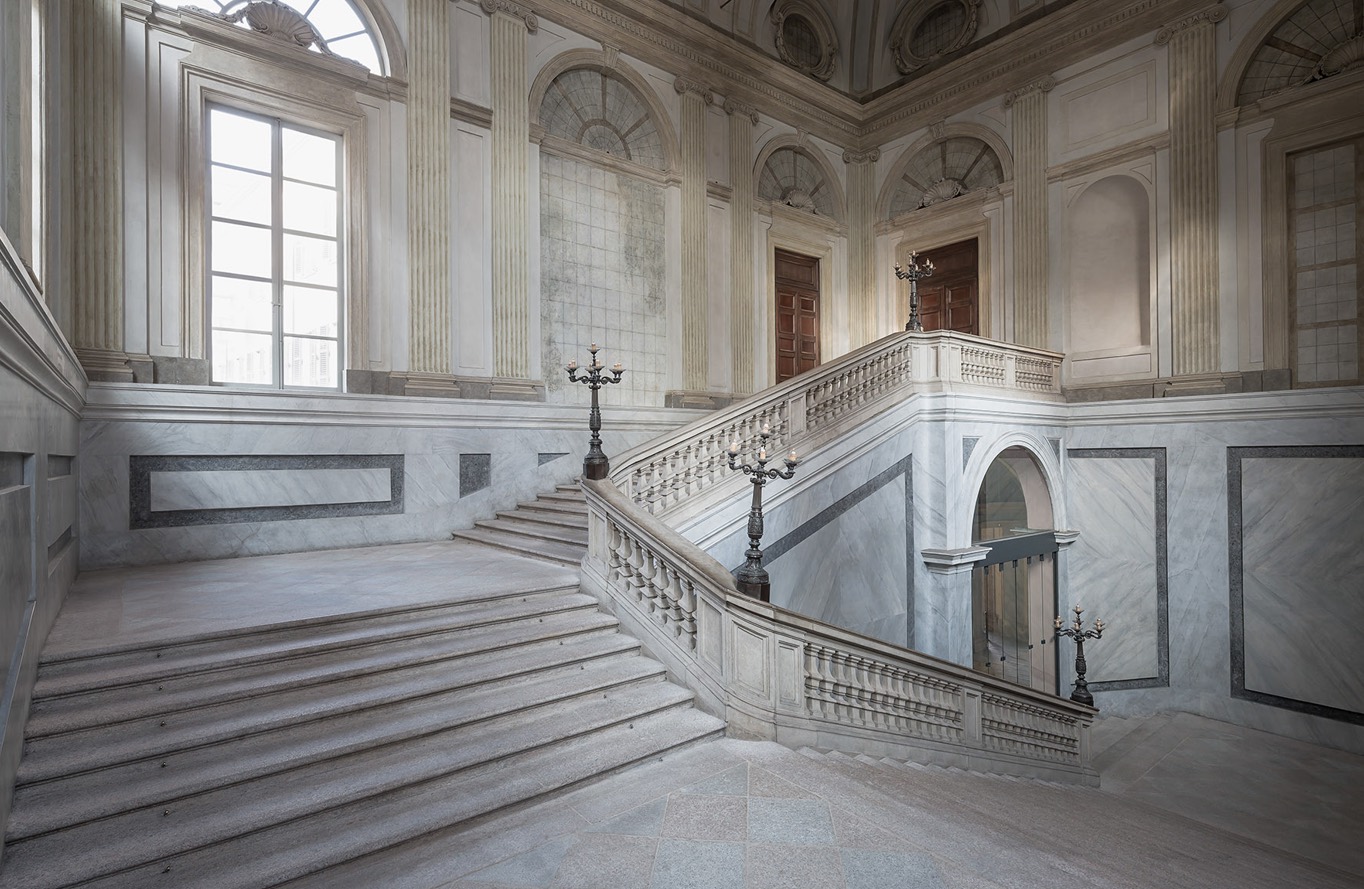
[1004,76,1055,350]
[1158,4,1226,378]
[483,0,540,399]
[674,78,713,405]
[69,0,132,381]
[844,149,881,347]
[725,99,758,396]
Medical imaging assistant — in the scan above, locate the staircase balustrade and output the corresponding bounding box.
[581,329,1092,782]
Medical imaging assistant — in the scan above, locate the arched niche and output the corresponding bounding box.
[877,123,1013,220]
[754,136,847,223]
[1065,175,1152,354]
[1219,0,1364,111]
[529,50,679,174]
[958,432,1064,548]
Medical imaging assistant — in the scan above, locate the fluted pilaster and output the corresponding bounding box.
[844,148,880,347]
[676,78,712,393]
[726,99,758,396]
[1159,4,1225,376]
[2,0,34,262]
[406,0,453,386]
[1005,76,1053,349]
[70,0,130,379]
[486,1,536,389]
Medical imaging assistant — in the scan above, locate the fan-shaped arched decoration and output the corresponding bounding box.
[156,0,386,74]
[1236,0,1364,105]
[538,68,667,171]
[758,147,837,217]
[889,137,1003,217]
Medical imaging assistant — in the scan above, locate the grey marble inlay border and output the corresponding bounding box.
[130,455,404,529]
[538,452,570,466]
[1228,445,1364,725]
[962,437,979,470]
[758,455,915,640]
[460,453,492,496]
[1066,448,1169,691]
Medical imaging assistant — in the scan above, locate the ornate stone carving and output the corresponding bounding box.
[1309,34,1364,81]
[478,0,538,33]
[842,148,881,165]
[1154,2,1226,46]
[920,177,966,208]
[781,188,817,213]
[770,1,838,81]
[891,0,982,75]
[723,98,760,125]
[601,42,619,68]
[1002,75,1056,108]
[673,76,714,105]
[216,0,336,57]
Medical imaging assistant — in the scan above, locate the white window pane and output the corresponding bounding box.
[211,165,271,225]
[210,108,271,173]
[283,234,337,286]
[211,221,272,279]
[283,285,338,336]
[325,33,380,73]
[306,0,365,40]
[213,329,274,385]
[283,129,337,186]
[283,180,337,236]
[212,276,272,332]
[284,335,338,388]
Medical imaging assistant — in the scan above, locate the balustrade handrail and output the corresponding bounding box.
[581,331,1090,781]
[607,329,1063,516]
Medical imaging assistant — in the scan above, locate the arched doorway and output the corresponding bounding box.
[970,447,1058,693]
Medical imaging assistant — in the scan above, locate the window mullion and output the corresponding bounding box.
[272,117,285,389]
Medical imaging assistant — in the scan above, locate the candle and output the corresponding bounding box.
[788,450,798,463]
[1055,615,1062,629]
[567,359,577,370]
[590,342,597,350]
[613,362,623,371]
[759,448,766,461]
[729,441,739,455]
[762,422,771,434]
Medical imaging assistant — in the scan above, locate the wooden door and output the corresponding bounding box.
[914,239,979,335]
[775,250,820,383]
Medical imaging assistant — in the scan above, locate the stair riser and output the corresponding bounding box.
[450,532,583,566]
[474,521,589,546]
[26,612,618,739]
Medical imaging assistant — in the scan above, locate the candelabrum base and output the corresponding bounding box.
[1069,684,1094,707]
[734,576,771,602]
[582,455,610,480]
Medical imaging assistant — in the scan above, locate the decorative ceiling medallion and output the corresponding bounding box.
[770,1,838,82]
[891,0,982,75]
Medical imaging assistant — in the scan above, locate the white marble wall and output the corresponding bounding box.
[80,384,703,568]
[1066,452,1163,685]
[539,154,668,406]
[1241,453,1364,715]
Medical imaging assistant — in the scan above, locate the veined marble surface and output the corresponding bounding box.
[1066,453,1162,685]
[150,467,392,511]
[1241,454,1364,715]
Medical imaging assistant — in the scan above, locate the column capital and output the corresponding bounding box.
[674,76,715,105]
[723,97,759,124]
[1002,75,1056,108]
[479,0,538,33]
[842,148,881,165]
[1155,2,1226,45]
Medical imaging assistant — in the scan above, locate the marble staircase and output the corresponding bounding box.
[451,484,588,566]
[0,579,723,888]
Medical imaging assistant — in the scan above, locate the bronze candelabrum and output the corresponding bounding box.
[726,427,798,602]
[894,251,935,332]
[1055,604,1105,706]
[565,343,624,480]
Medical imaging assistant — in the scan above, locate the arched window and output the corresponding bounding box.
[1236,0,1363,105]
[538,68,667,171]
[758,147,837,217]
[156,0,384,74]
[889,137,1003,217]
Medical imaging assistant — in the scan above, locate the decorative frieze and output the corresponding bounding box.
[1009,76,1054,349]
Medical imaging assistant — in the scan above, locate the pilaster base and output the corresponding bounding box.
[399,372,462,399]
[151,356,211,385]
[488,378,546,402]
[75,348,137,383]
[1064,370,1294,402]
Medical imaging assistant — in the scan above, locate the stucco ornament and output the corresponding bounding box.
[217,0,337,56]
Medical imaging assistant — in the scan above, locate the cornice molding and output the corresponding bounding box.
[842,148,881,165]
[673,76,715,104]
[723,98,760,124]
[1154,2,1227,46]
[479,0,539,33]
[1002,75,1057,108]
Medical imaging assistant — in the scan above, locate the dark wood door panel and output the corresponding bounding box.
[775,249,820,383]
[912,239,979,336]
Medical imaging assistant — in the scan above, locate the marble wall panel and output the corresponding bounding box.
[150,468,391,512]
[763,456,913,648]
[1066,449,1167,689]
[1233,447,1364,722]
[540,154,667,406]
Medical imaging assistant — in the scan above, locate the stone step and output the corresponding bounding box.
[473,517,589,546]
[10,648,663,839]
[536,490,586,505]
[16,627,640,789]
[516,498,588,516]
[0,693,722,889]
[25,597,612,739]
[494,507,585,530]
[33,585,584,698]
[450,527,585,566]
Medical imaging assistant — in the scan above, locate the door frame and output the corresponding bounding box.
[885,196,996,340]
[764,226,835,389]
